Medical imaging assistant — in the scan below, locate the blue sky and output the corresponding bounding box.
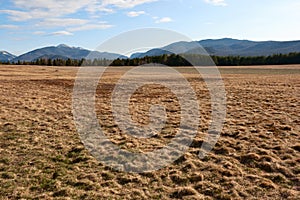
[0,0,299,55]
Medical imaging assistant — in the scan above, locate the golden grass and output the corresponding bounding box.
[0,65,299,199]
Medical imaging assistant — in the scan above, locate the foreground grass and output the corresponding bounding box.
[0,65,299,199]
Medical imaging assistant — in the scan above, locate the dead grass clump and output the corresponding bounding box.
[101,172,115,181]
[129,189,147,199]
[189,172,204,183]
[272,145,282,151]
[279,188,299,199]
[174,154,188,165]
[214,193,233,200]
[170,187,198,199]
[240,153,260,165]
[181,162,197,173]
[170,174,188,185]
[279,125,292,131]
[257,162,275,173]
[117,177,132,185]
[117,176,142,185]
[52,189,69,197]
[69,180,95,191]
[190,139,204,148]
[291,144,300,152]
[264,173,288,184]
[213,146,231,155]
[39,178,57,192]
[276,166,294,178]
[259,155,275,162]
[66,146,90,164]
[1,172,16,180]
[194,182,223,198]
[259,179,277,189]
[221,169,236,177]
[77,174,98,182]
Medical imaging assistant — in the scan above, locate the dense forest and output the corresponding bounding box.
[1,52,300,66]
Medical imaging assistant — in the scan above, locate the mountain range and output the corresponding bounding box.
[1,38,300,62]
[6,44,125,62]
[0,51,16,62]
[131,38,300,59]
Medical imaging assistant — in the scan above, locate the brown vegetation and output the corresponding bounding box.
[0,65,299,199]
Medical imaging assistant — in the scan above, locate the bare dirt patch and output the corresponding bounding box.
[0,65,299,199]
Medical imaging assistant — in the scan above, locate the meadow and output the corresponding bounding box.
[0,65,299,199]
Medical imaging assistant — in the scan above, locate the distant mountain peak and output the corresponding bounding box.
[221,38,236,40]
[11,44,125,62]
[0,51,16,62]
[1,51,12,55]
[56,44,87,50]
[57,44,70,48]
[1,51,8,55]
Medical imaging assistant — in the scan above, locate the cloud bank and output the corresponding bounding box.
[204,0,227,6]
[0,0,157,34]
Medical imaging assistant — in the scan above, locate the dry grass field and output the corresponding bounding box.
[0,65,299,199]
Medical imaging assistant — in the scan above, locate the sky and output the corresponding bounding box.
[0,0,300,55]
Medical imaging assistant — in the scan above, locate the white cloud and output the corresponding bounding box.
[36,18,89,27]
[155,17,173,23]
[11,0,91,17]
[0,24,19,29]
[67,23,113,32]
[33,31,46,35]
[101,0,157,8]
[0,10,34,21]
[1,0,158,22]
[48,31,73,36]
[0,0,158,33]
[127,11,146,17]
[204,0,227,6]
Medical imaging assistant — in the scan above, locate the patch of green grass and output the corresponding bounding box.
[0,158,10,165]
[102,172,115,181]
[52,189,68,197]
[1,172,15,179]
[40,177,56,191]
[68,181,95,191]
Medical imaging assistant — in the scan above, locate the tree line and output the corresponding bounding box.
[0,58,85,66]
[211,52,300,66]
[1,52,299,66]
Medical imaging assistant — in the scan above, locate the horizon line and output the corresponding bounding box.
[2,37,300,56]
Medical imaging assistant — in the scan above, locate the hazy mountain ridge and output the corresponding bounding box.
[2,38,300,62]
[11,44,125,62]
[130,38,300,58]
[199,38,300,56]
[130,49,174,59]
